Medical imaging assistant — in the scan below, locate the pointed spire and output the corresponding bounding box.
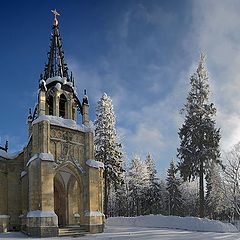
[43,10,69,80]
[83,89,89,105]
[28,108,33,122]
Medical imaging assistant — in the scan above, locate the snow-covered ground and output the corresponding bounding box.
[0,215,239,239]
[108,214,238,233]
[1,226,240,240]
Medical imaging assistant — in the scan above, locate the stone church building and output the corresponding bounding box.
[0,11,104,237]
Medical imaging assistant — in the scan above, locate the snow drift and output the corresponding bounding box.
[107,215,238,233]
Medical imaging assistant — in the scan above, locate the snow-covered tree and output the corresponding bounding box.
[144,153,160,214]
[145,153,157,183]
[206,163,225,219]
[222,142,240,220]
[128,155,150,216]
[180,180,198,217]
[157,179,169,215]
[177,54,221,217]
[166,160,183,216]
[94,93,124,217]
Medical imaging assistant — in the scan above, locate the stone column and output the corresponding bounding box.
[38,90,46,116]
[82,103,89,126]
[83,131,104,233]
[0,169,9,233]
[53,93,59,117]
[26,154,58,237]
[26,121,58,237]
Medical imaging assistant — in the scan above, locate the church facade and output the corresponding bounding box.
[0,11,104,237]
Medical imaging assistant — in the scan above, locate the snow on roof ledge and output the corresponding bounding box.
[45,76,77,94]
[26,153,54,167]
[0,215,10,219]
[20,170,27,178]
[84,211,104,217]
[0,149,23,160]
[86,159,104,169]
[45,76,67,85]
[27,210,57,218]
[32,115,94,133]
[107,215,238,233]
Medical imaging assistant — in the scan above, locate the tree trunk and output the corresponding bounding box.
[199,159,205,218]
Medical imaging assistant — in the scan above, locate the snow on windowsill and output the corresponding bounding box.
[86,159,104,169]
[32,115,94,133]
[26,153,54,167]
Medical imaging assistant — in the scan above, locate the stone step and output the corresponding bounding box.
[59,232,87,237]
[59,226,88,237]
[59,228,87,232]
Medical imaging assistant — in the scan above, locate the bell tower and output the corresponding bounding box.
[22,10,104,238]
[33,9,84,123]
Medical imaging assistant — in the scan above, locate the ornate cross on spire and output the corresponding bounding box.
[51,9,60,26]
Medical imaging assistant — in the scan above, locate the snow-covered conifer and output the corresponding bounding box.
[128,155,149,216]
[94,93,124,217]
[206,163,224,219]
[166,160,183,216]
[144,153,160,214]
[180,180,198,217]
[177,54,221,217]
[145,152,157,183]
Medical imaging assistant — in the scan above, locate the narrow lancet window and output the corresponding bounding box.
[48,95,54,115]
[59,94,67,118]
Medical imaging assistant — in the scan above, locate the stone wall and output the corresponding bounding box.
[7,155,24,231]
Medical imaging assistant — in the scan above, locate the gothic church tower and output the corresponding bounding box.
[0,10,104,238]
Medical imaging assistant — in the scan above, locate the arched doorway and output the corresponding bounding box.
[68,175,82,225]
[54,173,66,227]
[54,165,82,227]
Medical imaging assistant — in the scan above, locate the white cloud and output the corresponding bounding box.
[190,0,240,152]
[68,1,240,175]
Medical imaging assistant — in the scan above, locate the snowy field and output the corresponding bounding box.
[108,215,238,233]
[1,226,240,240]
[0,215,239,240]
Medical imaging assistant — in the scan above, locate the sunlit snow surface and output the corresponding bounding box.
[108,215,237,233]
[0,214,238,240]
[1,226,240,240]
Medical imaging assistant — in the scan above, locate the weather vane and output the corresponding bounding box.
[51,9,60,26]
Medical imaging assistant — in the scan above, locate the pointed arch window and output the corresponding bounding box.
[48,95,54,115]
[59,94,67,118]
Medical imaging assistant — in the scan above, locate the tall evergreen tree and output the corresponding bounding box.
[166,160,183,216]
[94,93,124,217]
[177,54,221,218]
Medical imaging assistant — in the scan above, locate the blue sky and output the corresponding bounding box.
[1,0,240,177]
